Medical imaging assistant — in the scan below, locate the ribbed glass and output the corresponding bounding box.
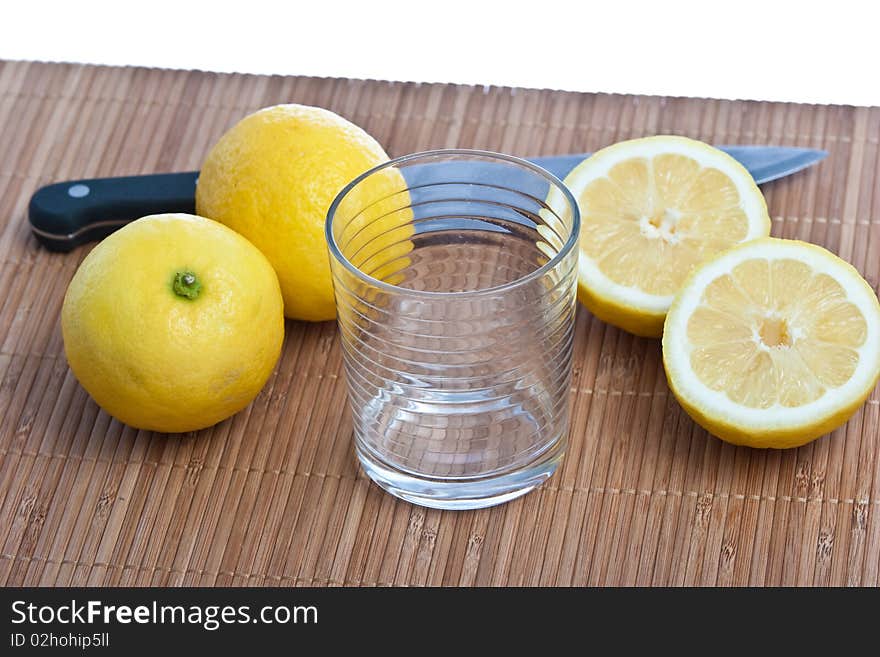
[326,150,580,509]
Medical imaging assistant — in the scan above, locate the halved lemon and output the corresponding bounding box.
[564,136,771,337]
[663,238,880,448]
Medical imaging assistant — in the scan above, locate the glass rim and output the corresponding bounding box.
[325,148,581,298]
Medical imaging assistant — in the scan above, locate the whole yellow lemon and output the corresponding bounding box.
[61,213,285,433]
[195,104,391,321]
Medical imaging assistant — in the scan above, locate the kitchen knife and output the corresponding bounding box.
[28,146,827,252]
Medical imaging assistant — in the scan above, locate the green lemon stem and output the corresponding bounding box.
[173,270,202,300]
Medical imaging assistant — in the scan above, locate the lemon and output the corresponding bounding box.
[562,136,771,337]
[663,237,880,448]
[195,103,395,321]
[61,213,285,433]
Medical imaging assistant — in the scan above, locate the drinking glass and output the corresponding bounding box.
[326,150,580,509]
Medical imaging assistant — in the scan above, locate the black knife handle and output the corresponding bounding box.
[28,171,199,252]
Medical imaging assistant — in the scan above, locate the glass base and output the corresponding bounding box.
[356,438,565,510]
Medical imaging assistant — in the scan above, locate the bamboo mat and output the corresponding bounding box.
[1,60,879,587]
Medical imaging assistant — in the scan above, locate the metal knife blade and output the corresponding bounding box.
[28,146,827,252]
[529,146,827,184]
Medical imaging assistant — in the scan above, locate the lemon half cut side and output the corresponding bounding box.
[563,136,771,337]
[662,238,880,448]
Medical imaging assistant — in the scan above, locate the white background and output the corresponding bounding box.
[2,0,878,106]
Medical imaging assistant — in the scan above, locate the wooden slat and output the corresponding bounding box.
[0,60,877,586]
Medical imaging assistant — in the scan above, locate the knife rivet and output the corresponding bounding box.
[68,184,90,198]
